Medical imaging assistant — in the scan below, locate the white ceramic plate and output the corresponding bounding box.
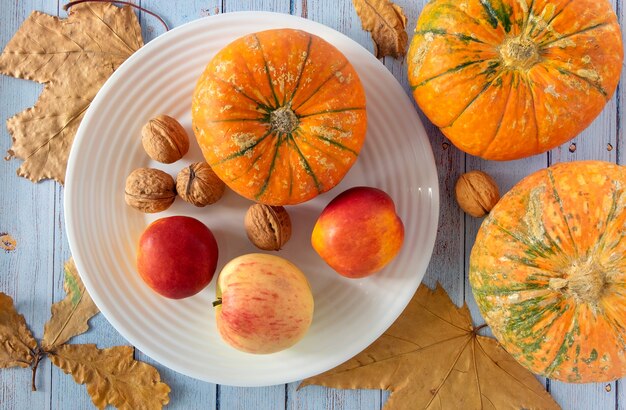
[65,11,439,387]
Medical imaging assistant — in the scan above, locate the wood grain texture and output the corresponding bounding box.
[1,0,625,409]
[0,0,58,408]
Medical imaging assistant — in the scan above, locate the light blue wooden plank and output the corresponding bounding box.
[383,1,467,403]
[617,0,625,405]
[224,0,291,13]
[386,0,466,300]
[287,384,381,410]
[0,1,59,409]
[49,186,138,409]
[139,0,221,42]
[544,0,620,404]
[130,2,220,409]
[213,0,291,407]
[289,1,398,409]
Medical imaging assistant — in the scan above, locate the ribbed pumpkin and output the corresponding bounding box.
[192,29,367,205]
[470,161,626,382]
[408,0,623,160]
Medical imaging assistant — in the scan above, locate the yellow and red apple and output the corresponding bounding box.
[311,186,404,278]
[214,253,314,354]
[137,216,218,299]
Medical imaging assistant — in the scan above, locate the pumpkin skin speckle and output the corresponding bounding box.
[192,29,367,205]
[408,0,623,160]
[470,161,626,383]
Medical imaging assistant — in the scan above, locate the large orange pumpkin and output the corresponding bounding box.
[408,0,623,160]
[192,29,367,205]
[470,161,626,382]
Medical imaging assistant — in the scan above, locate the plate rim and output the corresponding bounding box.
[65,10,440,386]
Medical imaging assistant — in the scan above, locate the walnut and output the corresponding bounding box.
[125,168,176,213]
[176,162,225,207]
[141,115,189,163]
[244,204,292,251]
[455,170,500,217]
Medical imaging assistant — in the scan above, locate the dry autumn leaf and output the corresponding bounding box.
[1,258,171,407]
[0,2,143,183]
[352,0,408,59]
[49,344,170,410]
[42,258,99,350]
[300,284,560,410]
[0,293,37,368]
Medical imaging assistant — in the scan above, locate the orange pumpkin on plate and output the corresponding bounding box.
[408,0,623,160]
[470,161,626,382]
[192,28,367,205]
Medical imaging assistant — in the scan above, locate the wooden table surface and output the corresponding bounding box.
[1,1,625,409]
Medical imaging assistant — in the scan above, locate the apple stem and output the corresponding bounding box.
[212,298,222,307]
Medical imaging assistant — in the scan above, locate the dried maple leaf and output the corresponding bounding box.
[42,258,99,350]
[0,293,37,368]
[49,344,170,410]
[0,2,143,183]
[300,284,560,410]
[352,0,408,59]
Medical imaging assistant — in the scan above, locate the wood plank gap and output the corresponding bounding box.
[461,153,467,305]
[137,0,142,26]
[301,0,307,18]
[616,379,619,410]
[215,383,220,410]
[221,0,225,13]
[289,0,294,15]
[284,383,289,409]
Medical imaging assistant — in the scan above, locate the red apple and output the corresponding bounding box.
[311,186,404,278]
[214,253,314,354]
[137,216,218,299]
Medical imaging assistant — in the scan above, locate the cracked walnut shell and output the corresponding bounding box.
[176,162,225,207]
[455,171,500,218]
[141,115,190,163]
[125,168,176,213]
[244,204,292,251]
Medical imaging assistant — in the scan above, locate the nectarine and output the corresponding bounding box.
[137,216,218,299]
[311,186,404,278]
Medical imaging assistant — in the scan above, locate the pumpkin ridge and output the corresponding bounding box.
[286,35,313,104]
[480,73,515,157]
[253,33,281,108]
[524,75,541,153]
[311,134,359,156]
[298,135,345,165]
[288,134,322,193]
[595,186,624,251]
[480,0,513,33]
[542,61,608,98]
[539,22,609,48]
[213,128,273,166]
[208,74,273,112]
[429,4,499,44]
[208,117,265,123]
[520,0,535,35]
[255,133,283,200]
[292,60,350,111]
[413,29,486,44]
[538,0,580,36]
[229,153,264,183]
[444,72,504,128]
[411,59,490,90]
[547,169,580,259]
[491,220,555,259]
[543,311,579,378]
[298,107,366,119]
